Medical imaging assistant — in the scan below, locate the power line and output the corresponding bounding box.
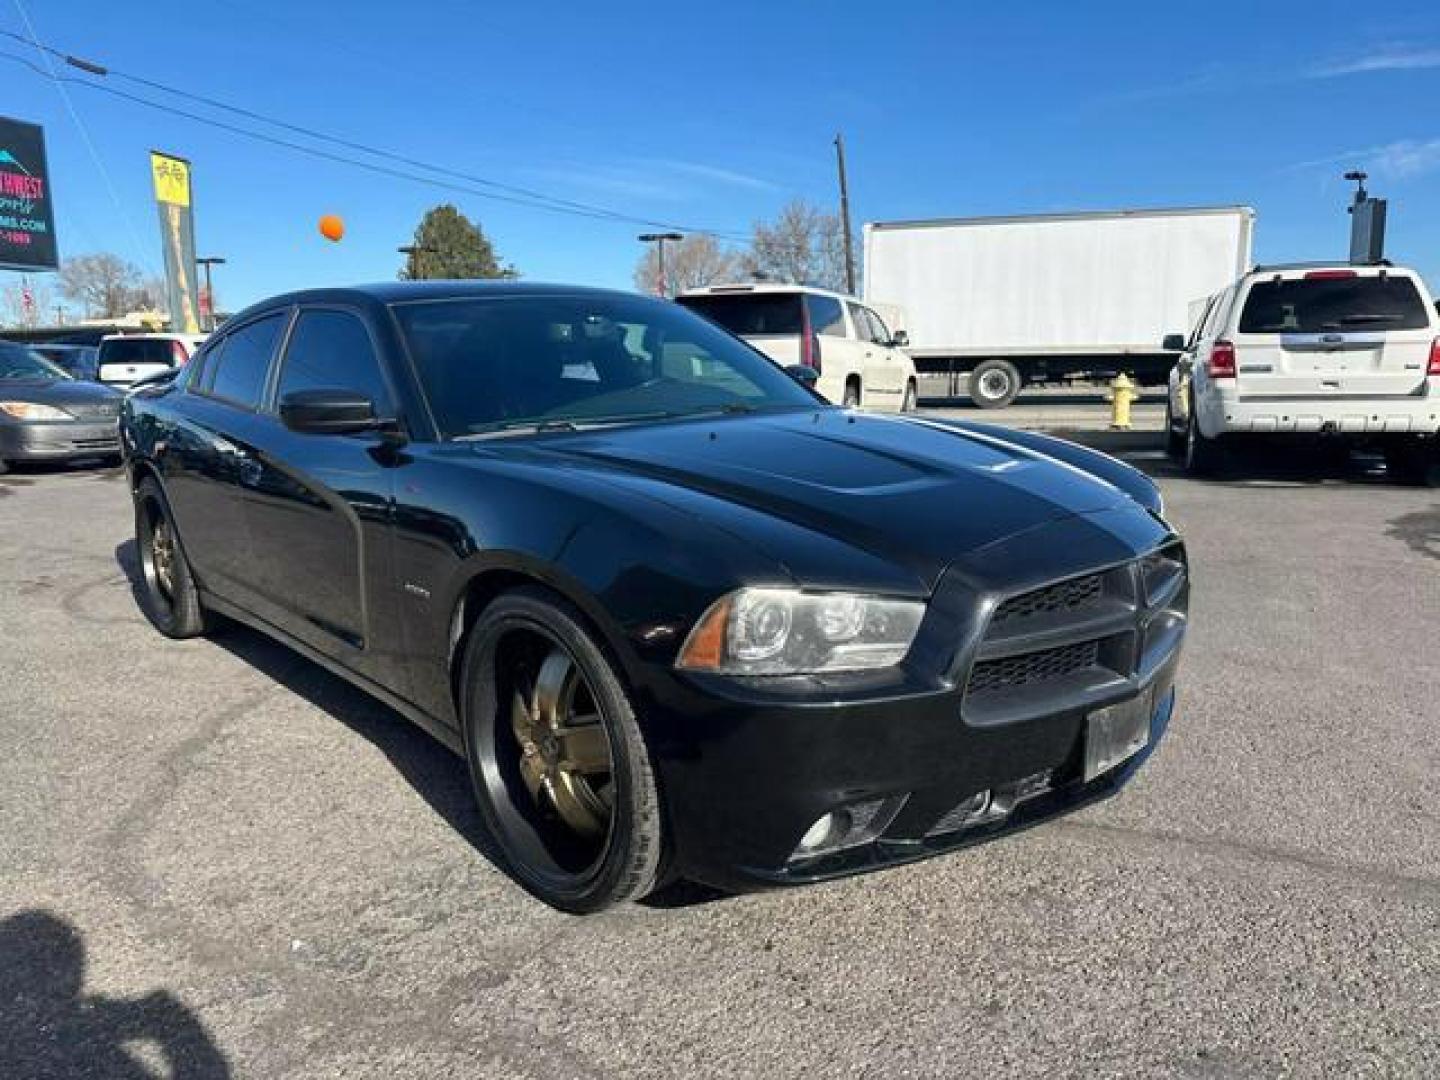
[8,2,159,275]
[0,27,750,241]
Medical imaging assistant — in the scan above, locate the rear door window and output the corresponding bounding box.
[675,293,803,336]
[1239,276,1430,333]
[204,313,287,409]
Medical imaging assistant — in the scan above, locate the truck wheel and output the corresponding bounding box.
[1183,398,1227,476]
[969,359,1022,409]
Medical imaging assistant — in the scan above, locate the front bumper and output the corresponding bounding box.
[0,420,120,462]
[642,509,1187,892]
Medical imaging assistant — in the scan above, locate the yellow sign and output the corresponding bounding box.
[150,152,191,207]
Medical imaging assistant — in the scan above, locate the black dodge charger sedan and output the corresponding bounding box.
[120,282,1187,912]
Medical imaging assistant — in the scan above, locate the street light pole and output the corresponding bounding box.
[638,232,684,297]
[196,256,226,331]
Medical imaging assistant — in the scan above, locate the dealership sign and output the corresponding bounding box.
[0,116,58,272]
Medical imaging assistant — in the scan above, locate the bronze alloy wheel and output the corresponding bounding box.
[510,644,615,839]
[150,515,176,600]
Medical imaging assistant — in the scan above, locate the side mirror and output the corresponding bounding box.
[890,329,910,348]
[1162,333,1187,352]
[784,364,820,388]
[280,388,384,435]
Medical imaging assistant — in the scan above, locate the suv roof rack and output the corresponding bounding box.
[1250,259,1393,273]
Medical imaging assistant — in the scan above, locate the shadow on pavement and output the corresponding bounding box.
[0,910,230,1079]
[113,540,730,912]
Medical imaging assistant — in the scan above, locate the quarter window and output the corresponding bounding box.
[805,294,846,338]
[205,313,286,409]
[277,310,392,414]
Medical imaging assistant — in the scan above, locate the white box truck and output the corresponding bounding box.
[863,206,1255,407]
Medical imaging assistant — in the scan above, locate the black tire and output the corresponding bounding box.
[842,380,861,408]
[460,586,663,913]
[969,358,1022,409]
[901,380,917,413]
[1165,398,1185,459]
[1183,395,1227,476]
[133,476,211,638]
[1384,439,1440,487]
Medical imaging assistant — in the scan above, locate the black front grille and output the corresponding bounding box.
[991,573,1103,626]
[967,639,1100,696]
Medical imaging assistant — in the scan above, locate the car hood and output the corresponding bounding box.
[508,409,1148,592]
[0,378,123,412]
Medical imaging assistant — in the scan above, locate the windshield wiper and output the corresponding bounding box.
[458,418,581,440]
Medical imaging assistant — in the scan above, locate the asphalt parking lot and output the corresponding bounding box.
[2,418,1438,1078]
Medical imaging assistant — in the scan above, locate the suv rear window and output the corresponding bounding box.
[676,293,802,336]
[1238,276,1430,333]
[98,338,182,368]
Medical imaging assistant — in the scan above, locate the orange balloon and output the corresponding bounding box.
[318,214,345,242]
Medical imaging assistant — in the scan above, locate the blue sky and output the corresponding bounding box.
[5,0,1440,313]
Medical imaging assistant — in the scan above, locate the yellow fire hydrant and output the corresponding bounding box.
[1108,372,1138,430]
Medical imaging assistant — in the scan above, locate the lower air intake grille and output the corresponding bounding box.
[967,639,1100,696]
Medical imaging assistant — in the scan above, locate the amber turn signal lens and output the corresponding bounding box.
[675,596,731,671]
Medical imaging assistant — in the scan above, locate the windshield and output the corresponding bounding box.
[1238,276,1430,333]
[675,292,804,336]
[392,293,821,438]
[0,342,71,381]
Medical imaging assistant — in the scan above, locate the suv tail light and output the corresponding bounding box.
[1429,337,1440,376]
[799,303,822,374]
[1207,340,1237,379]
[171,340,189,366]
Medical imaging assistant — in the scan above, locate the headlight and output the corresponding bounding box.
[0,401,74,421]
[676,588,925,675]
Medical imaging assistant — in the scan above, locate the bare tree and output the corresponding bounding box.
[741,199,853,293]
[58,254,144,318]
[632,234,740,296]
[0,278,53,328]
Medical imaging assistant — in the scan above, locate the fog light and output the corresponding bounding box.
[797,810,851,854]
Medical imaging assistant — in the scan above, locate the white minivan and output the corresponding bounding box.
[1165,262,1440,482]
[676,284,918,412]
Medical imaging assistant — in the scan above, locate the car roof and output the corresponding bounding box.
[678,283,858,302]
[99,332,207,342]
[1242,262,1419,281]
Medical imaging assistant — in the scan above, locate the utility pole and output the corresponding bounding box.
[834,133,856,296]
[196,256,226,330]
[638,232,683,297]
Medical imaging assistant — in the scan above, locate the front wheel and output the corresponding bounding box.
[1165,398,1185,458]
[133,476,211,638]
[842,381,861,408]
[969,359,1022,409]
[461,587,664,913]
[901,380,917,413]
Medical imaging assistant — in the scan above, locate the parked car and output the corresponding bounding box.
[31,343,100,381]
[121,282,1187,912]
[0,341,123,473]
[676,284,918,411]
[1165,262,1440,482]
[97,332,206,388]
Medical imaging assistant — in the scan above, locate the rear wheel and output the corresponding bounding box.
[133,477,211,638]
[1183,396,1227,476]
[461,587,663,913]
[969,359,1022,409]
[1384,439,1440,487]
[1164,398,1185,458]
[842,380,861,408]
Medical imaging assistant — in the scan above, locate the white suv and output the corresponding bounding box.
[97,333,207,388]
[1165,262,1440,482]
[676,284,918,412]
